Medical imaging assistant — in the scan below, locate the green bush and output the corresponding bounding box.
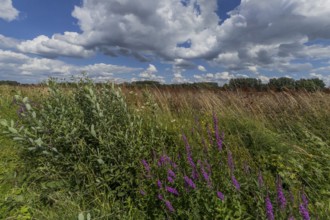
[0,78,169,200]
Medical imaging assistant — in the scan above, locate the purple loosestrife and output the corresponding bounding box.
[158,194,164,201]
[158,155,170,167]
[265,195,275,220]
[213,113,223,151]
[166,186,179,196]
[301,192,308,208]
[217,191,225,201]
[192,169,199,180]
[183,133,196,169]
[299,204,310,220]
[277,177,287,210]
[201,166,212,187]
[168,169,176,178]
[227,150,234,173]
[140,190,146,196]
[157,179,163,189]
[165,200,175,213]
[231,175,240,190]
[184,176,196,189]
[167,176,174,183]
[141,159,151,177]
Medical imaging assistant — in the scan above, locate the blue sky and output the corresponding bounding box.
[0,0,330,85]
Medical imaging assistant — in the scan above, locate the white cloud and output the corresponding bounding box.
[70,0,220,60]
[0,49,141,83]
[17,33,94,58]
[0,34,19,49]
[198,65,206,72]
[138,64,164,82]
[0,0,19,21]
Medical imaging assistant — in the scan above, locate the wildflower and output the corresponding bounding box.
[201,166,212,187]
[299,204,310,220]
[227,150,234,173]
[265,195,275,220]
[158,194,164,201]
[301,192,308,208]
[213,113,223,151]
[258,170,264,188]
[231,175,240,190]
[142,159,151,173]
[277,177,286,210]
[183,133,196,168]
[167,176,174,183]
[168,169,176,178]
[140,190,146,196]
[158,155,170,167]
[217,191,225,201]
[192,169,199,180]
[166,186,179,196]
[184,176,196,189]
[157,179,163,189]
[165,200,175,213]
[288,216,295,220]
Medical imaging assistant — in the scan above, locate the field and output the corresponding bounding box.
[0,80,329,219]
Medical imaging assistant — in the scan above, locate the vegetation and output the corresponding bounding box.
[0,78,329,219]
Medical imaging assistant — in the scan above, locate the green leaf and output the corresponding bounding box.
[25,103,32,111]
[91,124,96,137]
[86,213,91,220]
[78,213,84,220]
[9,127,18,134]
[0,119,8,127]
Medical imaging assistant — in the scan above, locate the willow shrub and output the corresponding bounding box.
[0,78,170,200]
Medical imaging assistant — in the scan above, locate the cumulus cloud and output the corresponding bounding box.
[6,0,330,83]
[138,64,164,82]
[0,0,19,21]
[198,65,206,72]
[0,34,19,49]
[17,32,94,58]
[0,49,141,83]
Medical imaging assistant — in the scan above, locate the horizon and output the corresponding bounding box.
[1,0,330,86]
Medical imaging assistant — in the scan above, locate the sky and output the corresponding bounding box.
[1,0,330,85]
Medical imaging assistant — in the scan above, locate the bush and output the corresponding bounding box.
[0,78,169,200]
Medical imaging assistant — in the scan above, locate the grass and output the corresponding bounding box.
[0,82,329,219]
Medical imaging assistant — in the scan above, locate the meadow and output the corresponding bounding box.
[0,79,329,219]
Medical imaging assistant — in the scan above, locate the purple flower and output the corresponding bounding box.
[213,112,223,151]
[288,216,295,220]
[183,133,196,169]
[227,151,234,173]
[165,200,175,213]
[277,177,287,210]
[166,186,179,196]
[167,176,174,183]
[168,169,176,178]
[258,170,264,188]
[184,176,196,189]
[192,169,199,180]
[158,155,170,167]
[265,195,275,220]
[158,194,164,201]
[217,191,224,201]
[299,204,310,220]
[140,190,146,196]
[157,179,163,189]
[231,175,240,190]
[301,192,308,208]
[141,159,151,174]
[201,166,212,187]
